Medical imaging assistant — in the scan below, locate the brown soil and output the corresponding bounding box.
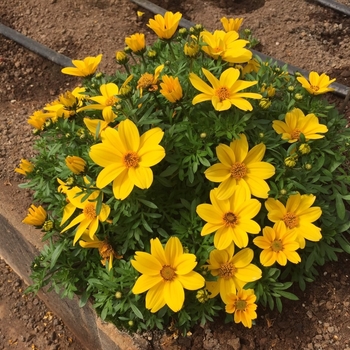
[1,0,350,349]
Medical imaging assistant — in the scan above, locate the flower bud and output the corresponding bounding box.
[259,98,271,109]
[115,51,128,64]
[115,291,122,299]
[200,132,207,139]
[299,143,311,154]
[65,156,86,174]
[305,163,312,170]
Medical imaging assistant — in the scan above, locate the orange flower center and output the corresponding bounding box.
[83,203,96,220]
[219,262,236,279]
[223,212,238,227]
[230,162,247,179]
[271,239,283,252]
[310,85,319,92]
[291,128,302,140]
[283,212,299,229]
[122,151,139,168]
[137,73,154,89]
[235,299,247,311]
[215,86,230,102]
[105,96,118,106]
[160,265,176,281]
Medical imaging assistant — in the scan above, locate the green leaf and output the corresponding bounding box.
[275,290,299,300]
[138,199,158,209]
[50,243,64,269]
[130,303,144,320]
[335,234,350,254]
[335,191,345,220]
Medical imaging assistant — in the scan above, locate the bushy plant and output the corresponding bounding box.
[17,11,350,332]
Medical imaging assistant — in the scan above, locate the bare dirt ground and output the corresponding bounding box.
[1,0,350,349]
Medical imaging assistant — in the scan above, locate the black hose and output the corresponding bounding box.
[0,23,73,67]
[313,0,350,16]
[130,0,349,98]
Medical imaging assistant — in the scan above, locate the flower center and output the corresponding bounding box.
[230,162,247,179]
[310,85,319,92]
[215,86,231,101]
[137,73,154,89]
[235,299,247,311]
[218,262,236,279]
[122,151,140,168]
[223,212,238,227]
[283,212,299,229]
[105,96,118,106]
[83,203,96,220]
[271,239,283,252]
[160,265,176,281]
[291,128,302,140]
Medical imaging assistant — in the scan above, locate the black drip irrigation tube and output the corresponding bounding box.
[314,0,350,17]
[130,0,350,100]
[0,22,73,68]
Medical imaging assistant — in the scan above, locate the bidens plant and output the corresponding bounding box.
[17,11,350,332]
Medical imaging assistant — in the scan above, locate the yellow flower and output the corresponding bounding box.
[78,83,120,123]
[83,118,110,139]
[220,17,244,32]
[65,156,86,174]
[60,186,111,245]
[265,193,322,249]
[137,11,145,18]
[89,119,165,200]
[225,289,257,328]
[79,233,122,271]
[15,159,34,175]
[200,30,252,63]
[272,108,328,143]
[184,41,200,57]
[189,68,262,111]
[137,65,164,96]
[253,222,301,266]
[196,187,261,250]
[22,204,47,227]
[205,244,262,302]
[241,58,260,77]
[204,134,275,199]
[147,11,182,40]
[44,87,86,121]
[160,75,183,103]
[131,237,205,313]
[296,71,336,95]
[27,110,49,130]
[125,33,146,54]
[61,54,102,77]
